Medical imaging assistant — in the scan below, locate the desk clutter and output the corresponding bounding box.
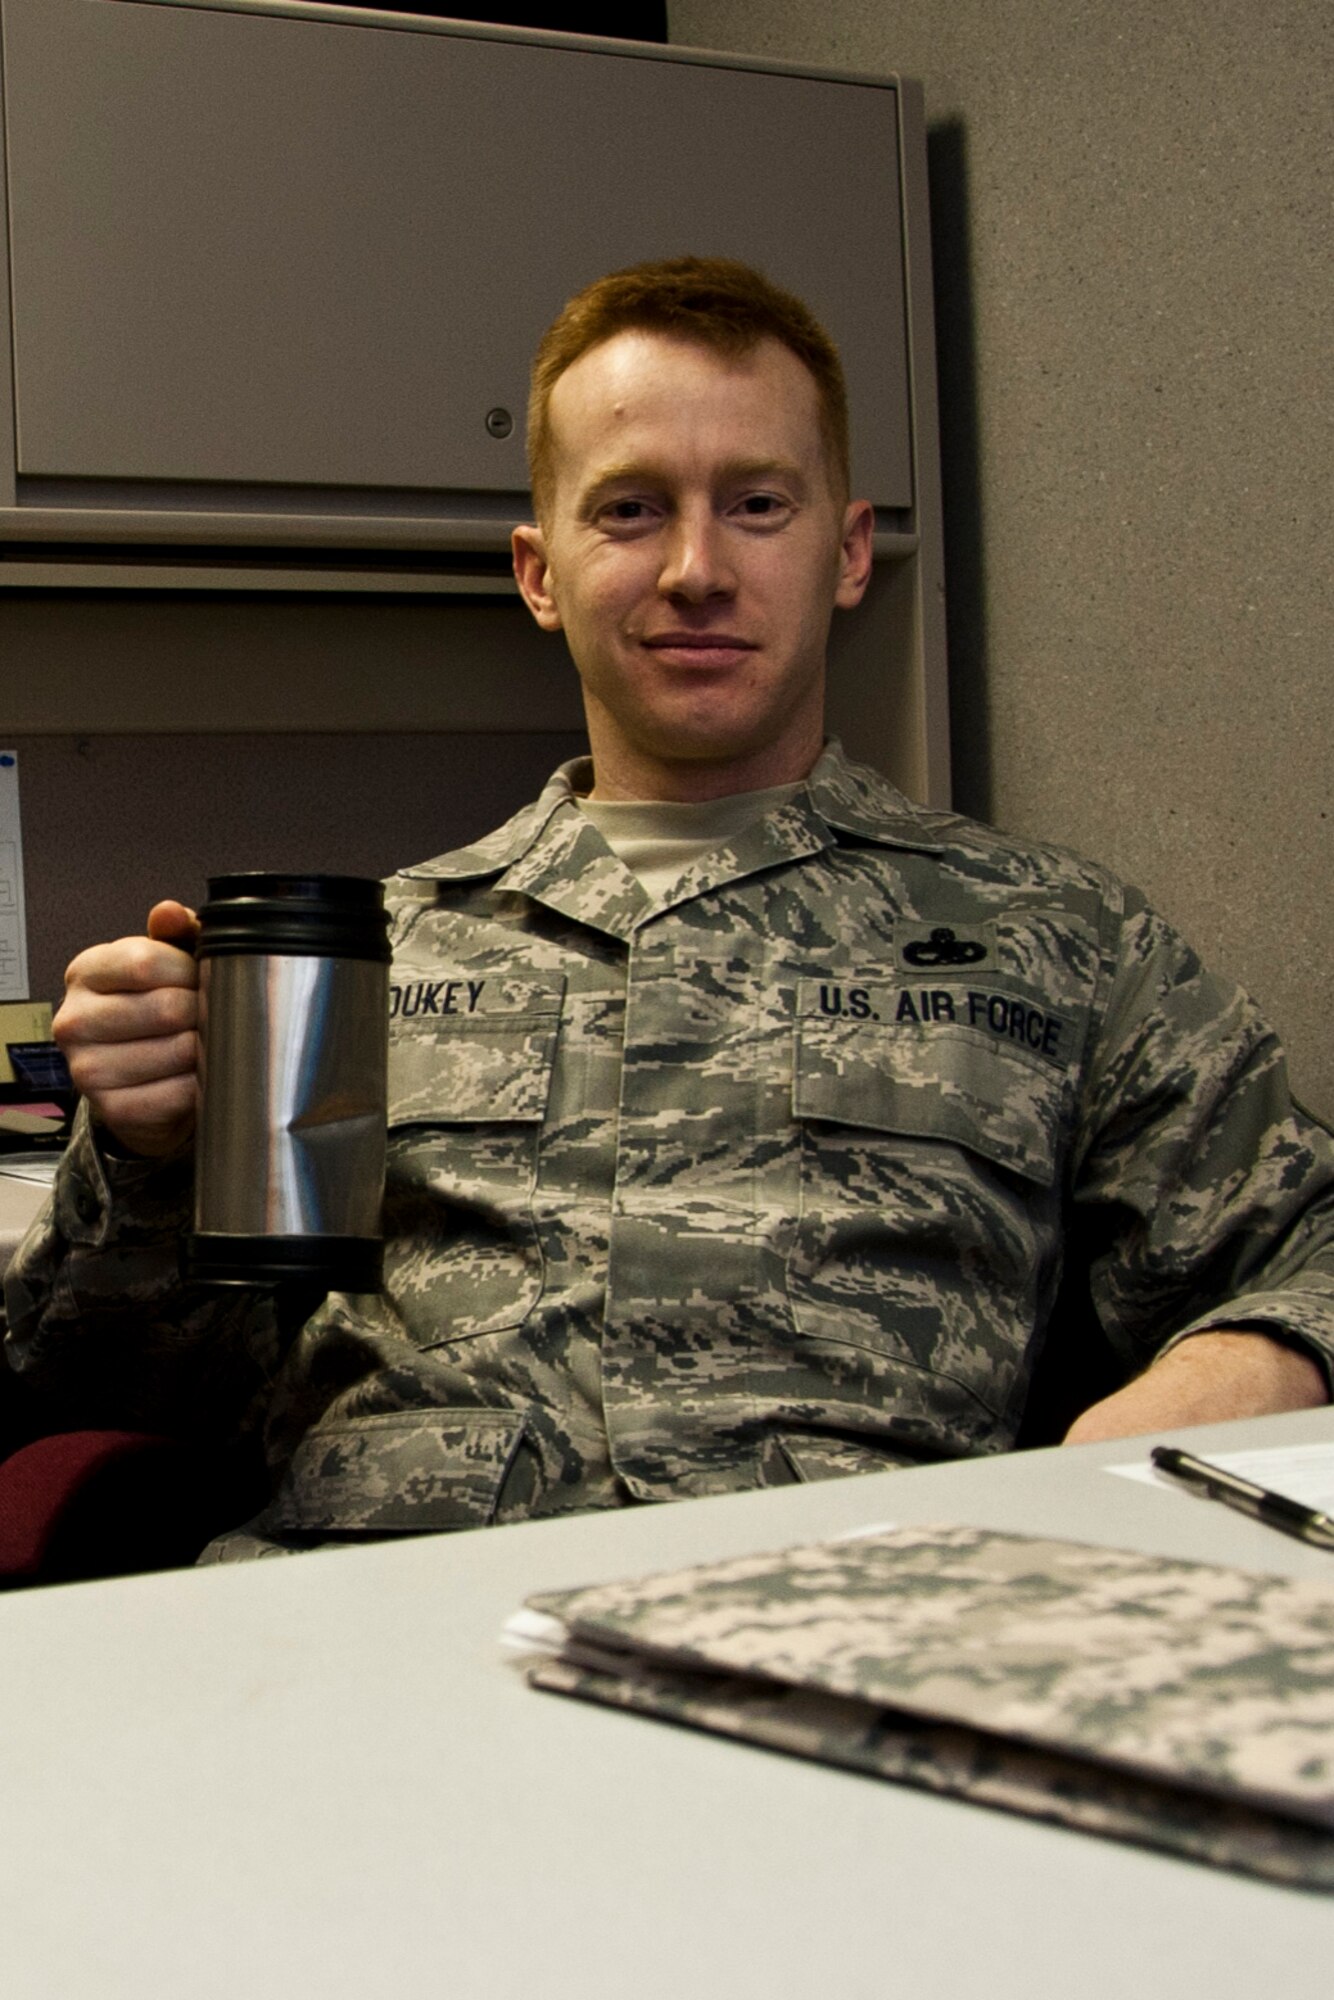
[0,1003,72,1155]
[508,1523,1334,1891]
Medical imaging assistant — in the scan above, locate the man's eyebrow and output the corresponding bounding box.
[719,457,810,492]
[576,461,657,509]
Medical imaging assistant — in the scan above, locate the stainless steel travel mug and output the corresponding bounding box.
[187,874,390,1292]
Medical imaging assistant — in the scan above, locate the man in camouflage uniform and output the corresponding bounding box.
[5,259,1331,1559]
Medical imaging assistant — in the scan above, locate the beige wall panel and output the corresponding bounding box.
[671,0,1333,1119]
[0,595,582,734]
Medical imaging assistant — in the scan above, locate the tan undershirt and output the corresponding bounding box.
[577,783,801,900]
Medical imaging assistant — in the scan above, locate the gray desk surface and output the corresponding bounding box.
[2,1406,1332,1998]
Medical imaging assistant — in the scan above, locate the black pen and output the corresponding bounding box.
[1150,1445,1334,1551]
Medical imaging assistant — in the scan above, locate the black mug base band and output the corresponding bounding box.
[185,1232,384,1294]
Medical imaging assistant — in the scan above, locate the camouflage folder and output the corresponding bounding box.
[521,1524,1334,1889]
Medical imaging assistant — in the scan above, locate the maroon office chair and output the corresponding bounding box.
[0,1426,263,1586]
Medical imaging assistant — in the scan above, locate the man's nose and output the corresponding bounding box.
[657,511,736,602]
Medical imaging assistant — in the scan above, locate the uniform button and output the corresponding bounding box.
[74,1188,98,1224]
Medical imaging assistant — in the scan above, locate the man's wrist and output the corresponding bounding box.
[1158,1327,1329,1404]
[1063,1328,1328,1446]
[91,1114,194,1171]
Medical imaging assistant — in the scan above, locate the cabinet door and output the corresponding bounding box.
[2,0,913,509]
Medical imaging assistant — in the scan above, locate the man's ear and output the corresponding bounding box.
[833,499,875,611]
[512,524,564,632]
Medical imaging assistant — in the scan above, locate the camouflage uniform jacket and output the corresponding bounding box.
[6,742,1334,1555]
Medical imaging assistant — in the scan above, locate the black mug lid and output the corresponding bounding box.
[197,873,391,961]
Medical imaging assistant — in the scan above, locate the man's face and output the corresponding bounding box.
[513,330,873,800]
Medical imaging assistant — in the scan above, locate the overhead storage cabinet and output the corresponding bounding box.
[0,0,945,798]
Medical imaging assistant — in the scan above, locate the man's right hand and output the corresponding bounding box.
[54,900,202,1160]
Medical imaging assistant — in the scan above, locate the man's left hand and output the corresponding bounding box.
[1062,1329,1328,1445]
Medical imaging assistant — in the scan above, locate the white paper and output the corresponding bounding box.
[499,1606,571,1661]
[0,752,29,1001]
[1111,1440,1334,1513]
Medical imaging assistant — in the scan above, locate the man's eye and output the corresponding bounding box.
[735,493,791,520]
[602,499,654,524]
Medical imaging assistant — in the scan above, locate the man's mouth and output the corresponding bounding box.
[641,632,758,666]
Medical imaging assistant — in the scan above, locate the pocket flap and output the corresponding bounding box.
[774,1431,924,1483]
[263,1409,526,1534]
[796,981,1065,1186]
[389,974,564,1124]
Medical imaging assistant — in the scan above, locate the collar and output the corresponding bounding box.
[398,742,950,940]
[401,741,948,887]
[801,740,951,852]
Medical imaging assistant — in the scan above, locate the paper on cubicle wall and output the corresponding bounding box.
[0,753,30,1002]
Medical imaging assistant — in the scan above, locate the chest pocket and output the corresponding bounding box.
[383,974,564,1342]
[788,972,1081,1396]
